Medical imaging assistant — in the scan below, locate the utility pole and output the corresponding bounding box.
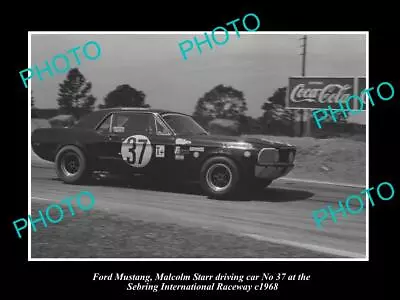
[301,35,307,77]
[299,35,307,137]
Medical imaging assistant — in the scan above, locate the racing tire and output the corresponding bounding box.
[200,156,240,200]
[55,145,89,184]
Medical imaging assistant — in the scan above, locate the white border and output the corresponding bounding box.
[28,31,32,259]
[28,31,368,262]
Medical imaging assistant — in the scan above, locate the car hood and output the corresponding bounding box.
[178,134,296,149]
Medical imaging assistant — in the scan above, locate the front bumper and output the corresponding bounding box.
[254,164,294,180]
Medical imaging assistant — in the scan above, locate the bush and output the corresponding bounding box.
[208,119,240,136]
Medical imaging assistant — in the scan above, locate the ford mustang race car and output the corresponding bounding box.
[31,108,296,199]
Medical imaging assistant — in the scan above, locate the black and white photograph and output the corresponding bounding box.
[28,32,367,260]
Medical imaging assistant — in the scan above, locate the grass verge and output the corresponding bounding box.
[31,201,337,258]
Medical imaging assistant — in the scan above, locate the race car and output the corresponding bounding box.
[31,108,296,199]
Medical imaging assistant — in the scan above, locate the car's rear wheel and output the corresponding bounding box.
[55,145,89,184]
[200,156,240,199]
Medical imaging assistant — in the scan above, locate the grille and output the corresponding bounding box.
[279,149,295,163]
[279,149,290,163]
[258,148,278,165]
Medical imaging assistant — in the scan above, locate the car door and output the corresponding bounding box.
[92,112,123,171]
[96,111,176,175]
[150,114,176,175]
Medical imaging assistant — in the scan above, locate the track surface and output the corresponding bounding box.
[31,165,367,258]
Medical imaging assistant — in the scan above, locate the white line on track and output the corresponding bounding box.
[279,177,365,188]
[240,233,366,258]
[32,196,53,201]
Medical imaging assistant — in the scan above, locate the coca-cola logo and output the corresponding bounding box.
[290,83,353,104]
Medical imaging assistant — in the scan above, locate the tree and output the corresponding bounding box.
[261,87,295,136]
[237,115,262,134]
[193,84,248,127]
[263,87,287,107]
[100,84,149,109]
[56,68,97,119]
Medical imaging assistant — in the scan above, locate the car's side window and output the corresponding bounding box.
[155,117,172,135]
[113,115,129,128]
[96,114,112,133]
[113,112,156,134]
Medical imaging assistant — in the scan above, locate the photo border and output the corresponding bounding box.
[28,31,369,262]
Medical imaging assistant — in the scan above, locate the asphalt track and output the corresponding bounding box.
[30,163,367,258]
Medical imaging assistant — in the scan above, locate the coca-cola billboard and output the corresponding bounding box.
[286,77,366,110]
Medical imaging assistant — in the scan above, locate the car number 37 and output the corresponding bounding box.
[121,135,153,168]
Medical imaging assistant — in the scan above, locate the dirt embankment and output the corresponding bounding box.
[31,119,51,132]
[245,135,366,185]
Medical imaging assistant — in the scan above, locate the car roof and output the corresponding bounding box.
[96,107,191,117]
[74,107,193,130]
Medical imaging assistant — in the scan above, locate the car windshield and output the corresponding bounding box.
[162,114,208,135]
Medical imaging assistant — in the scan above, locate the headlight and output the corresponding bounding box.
[224,142,255,150]
[258,148,279,165]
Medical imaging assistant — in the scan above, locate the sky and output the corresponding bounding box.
[30,33,366,123]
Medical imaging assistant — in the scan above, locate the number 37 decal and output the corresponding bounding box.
[121,135,153,168]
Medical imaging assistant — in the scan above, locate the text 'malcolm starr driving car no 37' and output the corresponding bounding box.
[31,108,296,199]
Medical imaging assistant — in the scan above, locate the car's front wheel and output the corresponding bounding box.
[55,145,89,184]
[200,156,240,199]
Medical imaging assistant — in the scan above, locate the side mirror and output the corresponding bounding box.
[112,126,125,133]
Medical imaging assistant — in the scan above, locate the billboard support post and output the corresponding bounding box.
[299,35,307,137]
